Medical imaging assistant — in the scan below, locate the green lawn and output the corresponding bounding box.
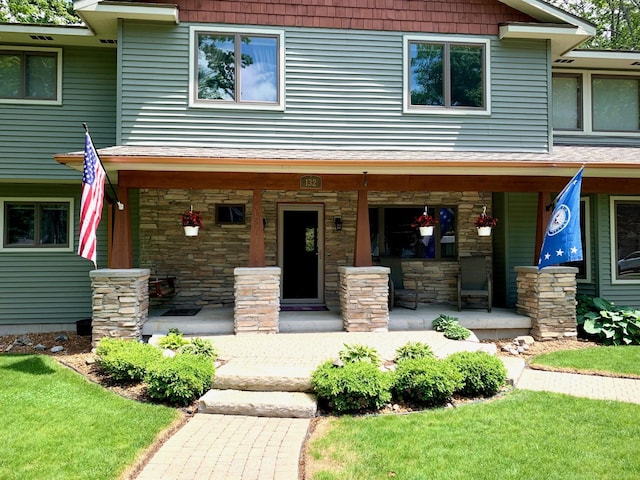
[530,346,640,377]
[0,354,179,480]
[307,390,640,479]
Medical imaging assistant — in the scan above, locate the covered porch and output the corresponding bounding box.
[143,303,531,340]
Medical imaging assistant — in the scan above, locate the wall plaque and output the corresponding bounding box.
[300,175,322,189]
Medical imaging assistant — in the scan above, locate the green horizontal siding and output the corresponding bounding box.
[0,184,108,325]
[120,22,549,151]
[0,46,116,181]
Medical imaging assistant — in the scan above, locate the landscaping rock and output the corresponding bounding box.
[50,346,64,353]
[55,334,69,342]
[35,344,46,351]
[15,335,33,346]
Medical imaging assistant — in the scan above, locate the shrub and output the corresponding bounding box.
[158,331,189,350]
[338,343,382,366]
[432,314,459,332]
[311,360,392,414]
[177,337,218,359]
[95,338,162,381]
[394,341,435,363]
[446,351,507,397]
[583,307,640,346]
[392,357,462,408]
[443,323,472,341]
[145,354,215,406]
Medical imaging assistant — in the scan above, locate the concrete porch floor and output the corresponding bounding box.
[144,304,531,340]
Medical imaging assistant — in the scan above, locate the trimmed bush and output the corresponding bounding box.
[95,338,162,381]
[338,343,382,366]
[177,337,218,359]
[395,341,435,363]
[158,331,189,350]
[443,323,472,341]
[392,357,463,408]
[446,351,507,398]
[145,354,215,406]
[311,360,392,414]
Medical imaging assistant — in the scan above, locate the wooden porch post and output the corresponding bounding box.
[534,191,552,265]
[248,189,265,267]
[354,189,372,267]
[109,186,133,268]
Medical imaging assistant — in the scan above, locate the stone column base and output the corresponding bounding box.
[234,267,281,334]
[338,266,390,332]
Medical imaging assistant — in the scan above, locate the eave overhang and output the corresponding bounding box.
[54,145,640,181]
[554,49,640,71]
[0,23,111,47]
[73,0,179,36]
[499,22,594,57]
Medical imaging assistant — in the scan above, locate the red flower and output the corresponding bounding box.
[411,214,438,228]
[474,214,498,228]
[181,210,203,227]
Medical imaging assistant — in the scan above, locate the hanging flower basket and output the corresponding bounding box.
[419,226,435,237]
[411,213,438,237]
[474,211,497,237]
[181,209,203,236]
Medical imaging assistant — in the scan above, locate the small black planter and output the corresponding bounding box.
[76,319,92,336]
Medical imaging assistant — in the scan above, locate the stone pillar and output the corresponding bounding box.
[89,269,150,347]
[234,267,281,334]
[338,266,390,332]
[515,266,578,340]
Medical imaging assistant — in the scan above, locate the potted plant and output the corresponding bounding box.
[474,213,498,236]
[411,212,438,237]
[181,209,203,236]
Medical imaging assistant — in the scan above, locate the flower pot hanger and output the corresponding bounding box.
[474,203,498,236]
[181,203,203,236]
[411,205,439,237]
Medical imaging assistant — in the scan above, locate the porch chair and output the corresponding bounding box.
[457,256,492,312]
[381,257,418,310]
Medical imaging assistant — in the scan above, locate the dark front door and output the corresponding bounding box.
[278,204,323,303]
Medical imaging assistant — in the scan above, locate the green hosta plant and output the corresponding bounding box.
[339,343,382,366]
[394,341,435,363]
[158,331,189,350]
[443,323,472,341]
[177,337,218,359]
[583,307,640,346]
[432,314,459,332]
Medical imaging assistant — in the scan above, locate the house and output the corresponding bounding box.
[1,0,639,335]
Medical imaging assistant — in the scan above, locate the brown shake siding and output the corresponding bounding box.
[142,0,535,35]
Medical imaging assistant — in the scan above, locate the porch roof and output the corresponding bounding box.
[55,144,640,178]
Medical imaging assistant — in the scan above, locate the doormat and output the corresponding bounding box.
[161,308,201,316]
[280,305,329,312]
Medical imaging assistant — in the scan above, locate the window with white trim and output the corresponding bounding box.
[553,71,640,135]
[1,199,73,251]
[611,196,640,282]
[190,27,284,110]
[0,47,62,105]
[404,35,490,115]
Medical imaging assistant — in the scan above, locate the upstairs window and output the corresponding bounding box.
[191,27,284,110]
[0,47,61,104]
[1,199,73,251]
[404,36,490,115]
[592,75,639,132]
[552,74,582,130]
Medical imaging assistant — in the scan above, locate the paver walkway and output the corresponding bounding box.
[134,332,640,480]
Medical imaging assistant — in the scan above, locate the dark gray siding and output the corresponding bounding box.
[0,46,116,180]
[119,22,550,152]
[0,184,108,327]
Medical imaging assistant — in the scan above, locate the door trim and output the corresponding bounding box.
[277,203,324,304]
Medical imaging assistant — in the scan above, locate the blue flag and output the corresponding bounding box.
[538,168,584,270]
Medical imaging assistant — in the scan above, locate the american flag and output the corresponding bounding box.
[78,132,106,268]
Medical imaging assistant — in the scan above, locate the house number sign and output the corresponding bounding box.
[300,175,322,189]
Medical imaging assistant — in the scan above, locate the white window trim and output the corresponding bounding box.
[0,197,74,252]
[610,195,640,284]
[188,25,285,111]
[403,34,491,116]
[577,196,591,284]
[553,69,640,137]
[0,46,63,106]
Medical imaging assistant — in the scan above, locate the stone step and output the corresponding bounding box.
[214,362,314,392]
[198,389,317,418]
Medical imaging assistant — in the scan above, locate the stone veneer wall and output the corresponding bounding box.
[89,269,150,346]
[515,266,578,340]
[234,267,281,334]
[139,189,492,309]
[339,266,390,332]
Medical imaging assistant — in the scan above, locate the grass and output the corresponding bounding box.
[307,390,640,479]
[530,346,640,377]
[0,354,179,480]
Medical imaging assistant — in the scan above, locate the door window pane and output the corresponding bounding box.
[615,200,640,278]
[593,77,639,131]
[553,75,581,130]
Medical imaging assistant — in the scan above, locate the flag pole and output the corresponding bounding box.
[82,123,124,210]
